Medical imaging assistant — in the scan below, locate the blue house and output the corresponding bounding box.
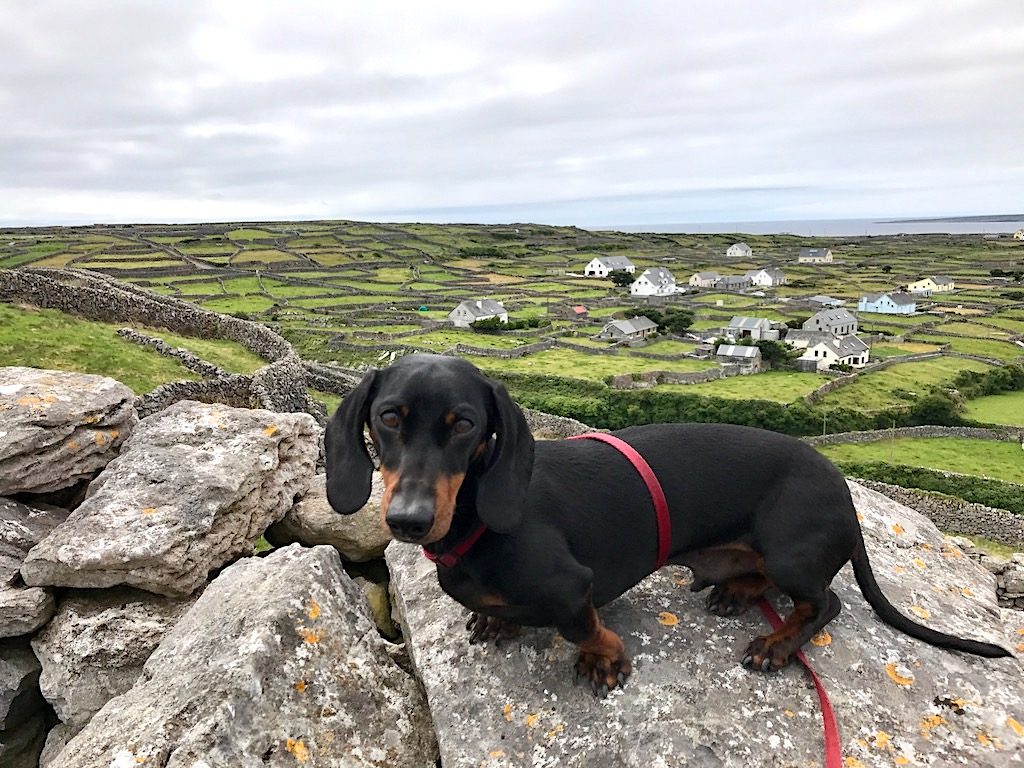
[858,292,916,314]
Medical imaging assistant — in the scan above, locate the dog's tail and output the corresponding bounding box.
[850,537,1012,658]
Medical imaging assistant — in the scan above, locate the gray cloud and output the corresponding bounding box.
[1,0,1022,226]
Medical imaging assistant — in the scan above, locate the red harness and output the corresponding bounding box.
[567,432,672,569]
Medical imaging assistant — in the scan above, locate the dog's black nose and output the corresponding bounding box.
[386,496,435,541]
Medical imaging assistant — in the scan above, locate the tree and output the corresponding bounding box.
[609,270,634,288]
[661,308,694,335]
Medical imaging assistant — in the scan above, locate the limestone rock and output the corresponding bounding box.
[53,544,437,767]
[21,401,319,596]
[1,497,67,638]
[0,586,55,639]
[388,480,1024,768]
[0,367,137,495]
[39,723,75,768]
[266,472,391,561]
[31,587,196,731]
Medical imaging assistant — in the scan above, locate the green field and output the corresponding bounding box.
[664,371,828,402]
[816,357,994,411]
[818,438,1024,485]
[474,347,717,382]
[965,389,1024,426]
[0,304,199,393]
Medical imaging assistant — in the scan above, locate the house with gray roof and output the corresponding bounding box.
[858,292,917,314]
[782,329,832,350]
[798,247,834,264]
[630,267,677,297]
[448,298,508,328]
[726,242,752,259]
[798,335,870,371]
[688,271,720,288]
[803,308,858,337]
[715,274,753,291]
[716,344,763,374]
[744,267,786,288]
[584,255,636,278]
[597,316,658,341]
[725,316,780,341]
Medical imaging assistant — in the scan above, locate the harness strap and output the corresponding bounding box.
[757,598,843,768]
[568,432,672,570]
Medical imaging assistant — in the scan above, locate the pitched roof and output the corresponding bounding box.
[799,247,832,257]
[717,344,761,358]
[861,292,916,306]
[591,255,635,269]
[637,267,676,284]
[728,315,772,330]
[807,308,857,325]
[602,316,658,335]
[932,275,954,285]
[693,271,720,279]
[810,335,869,357]
[454,298,506,317]
[729,242,752,252]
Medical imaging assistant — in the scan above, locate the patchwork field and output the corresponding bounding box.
[2,220,1023,430]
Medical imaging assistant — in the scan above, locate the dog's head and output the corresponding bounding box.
[324,354,534,543]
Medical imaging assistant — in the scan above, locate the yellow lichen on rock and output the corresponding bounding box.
[885,663,914,686]
[285,738,309,762]
[657,611,679,626]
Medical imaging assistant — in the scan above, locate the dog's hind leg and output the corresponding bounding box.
[741,587,841,671]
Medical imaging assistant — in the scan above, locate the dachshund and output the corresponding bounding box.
[324,354,1010,694]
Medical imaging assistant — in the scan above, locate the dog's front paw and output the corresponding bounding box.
[574,648,632,697]
[466,613,521,646]
[741,635,794,672]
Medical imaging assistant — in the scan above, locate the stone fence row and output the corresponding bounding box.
[608,368,723,389]
[804,425,1022,447]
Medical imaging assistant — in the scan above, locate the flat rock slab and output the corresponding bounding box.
[388,481,1024,768]
[0,367,137,495]
[21,400,319,597]
[54,544,438,768]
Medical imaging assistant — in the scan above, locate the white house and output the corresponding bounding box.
[448,298,508,328]
[1014,229,1024,241]
[597,316,658,341]
[630,267,677,297]
[688,271,720,287]
[798,247,834,264]
[744,267,786,288]
[799,335,870,371]
[858,292,917,314]
[726,242,752,259]
[907,276,955,295]
[584,255,635,278]
[803,308,858,336]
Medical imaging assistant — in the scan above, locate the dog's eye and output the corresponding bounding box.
[380,410,401,428]
[453,418,474,434]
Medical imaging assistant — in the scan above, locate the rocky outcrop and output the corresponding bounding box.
[1,498,67,639]
[31,588,196,734]
[0,368,137,495]
[266,472,391,561]
[388,481,1024,768]
[52,545,437,767]
[21,400,318,597]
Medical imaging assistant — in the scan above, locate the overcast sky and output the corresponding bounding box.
[2,1,1022,229]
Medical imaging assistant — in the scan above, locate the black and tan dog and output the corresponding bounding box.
[325,354,1010,694]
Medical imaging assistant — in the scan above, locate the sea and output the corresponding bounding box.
[605,217,1024,237]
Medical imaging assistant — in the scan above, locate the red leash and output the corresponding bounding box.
[758,599,843,768]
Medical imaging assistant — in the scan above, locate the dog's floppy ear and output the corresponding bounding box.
[325,370,378,515]
[475,380,534,533]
